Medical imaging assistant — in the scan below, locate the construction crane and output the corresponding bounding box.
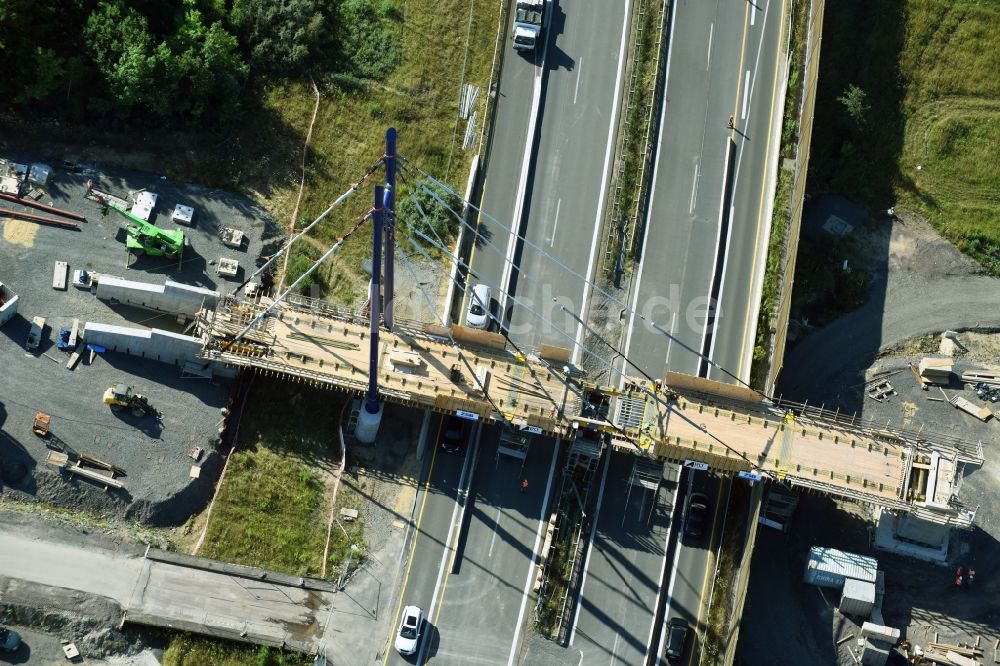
[107,203,185,257]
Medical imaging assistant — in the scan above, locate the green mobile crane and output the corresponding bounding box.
[107,203,185,257]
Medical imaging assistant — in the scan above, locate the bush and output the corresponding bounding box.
[334,0,402,80]
[395,180,463,246]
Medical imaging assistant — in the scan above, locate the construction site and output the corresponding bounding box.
[1,140,998,666]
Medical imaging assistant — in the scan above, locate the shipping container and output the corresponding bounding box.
[803,546,878,588]
[840,578,876,618]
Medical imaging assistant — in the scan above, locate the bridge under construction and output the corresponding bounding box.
[196,290,982,527]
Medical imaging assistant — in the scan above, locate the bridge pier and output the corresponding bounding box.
[355,401,383,443]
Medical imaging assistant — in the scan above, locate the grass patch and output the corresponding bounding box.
[163,633,309,666]
[809,0,1000,274]
[196,376,356,578]
[608,0,665,277]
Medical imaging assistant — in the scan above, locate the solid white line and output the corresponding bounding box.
[663,312,677,369]
[688,162,699,214]
[620,0,680,375]
[569,451,612,646]
[508,442,560,665]
[741,70,751,119]
[706,203,737,380]
[698,139,732,377]
[610,634,622,665]
[706,23,714,70]
[751,4,756,26]
[418,444,475,664]
[653,472,684,666]
[488,504,503,557]
[574,57,584,104]
[574,0,633,365]
[551,198,562,248]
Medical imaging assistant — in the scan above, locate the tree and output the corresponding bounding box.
[230,0,328,74]
[395,181,462,244]
[334,0,401,80]
[15,48,65,103]
[837,84,870,130]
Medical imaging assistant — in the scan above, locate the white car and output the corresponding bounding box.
[467,283,491,329]
[394,605,424,655]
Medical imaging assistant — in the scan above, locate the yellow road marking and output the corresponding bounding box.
[687,478,729,666]
[737,0,789,379]
[381,416,444,665]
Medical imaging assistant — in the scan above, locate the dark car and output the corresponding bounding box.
[440,416,467,454]
[684,492,709,538]
[0,626,22,653]
[665,617,689,660]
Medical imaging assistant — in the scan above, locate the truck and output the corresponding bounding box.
[107,203,185,257]
[511,0,545,51]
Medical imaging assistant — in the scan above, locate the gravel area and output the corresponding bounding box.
[742,198,1000,664]
[778,202,1000,409]
[0,153,284,525]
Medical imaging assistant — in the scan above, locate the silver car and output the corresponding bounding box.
[466,284,491,329]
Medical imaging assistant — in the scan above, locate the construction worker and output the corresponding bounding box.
[968,567,976,586]
[955,575,963,589]
[956,565,964,589]
[520,479,529,493]
[728,115,735,129]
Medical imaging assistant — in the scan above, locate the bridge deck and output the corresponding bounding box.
[198,297,970,511]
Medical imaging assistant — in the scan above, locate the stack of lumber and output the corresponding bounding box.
[919,357,953,385]
[920,641,983,665]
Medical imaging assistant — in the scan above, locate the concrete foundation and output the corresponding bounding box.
[355,402,383,444]
[96,277,219,316]
[874,509,950,563]
[0,281,17,327]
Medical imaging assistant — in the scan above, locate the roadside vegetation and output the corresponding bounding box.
[193,377,357,578]
[701,484,749,665]
[164,634,310,666]
[606,0,666,279]
[808,0,1000,274]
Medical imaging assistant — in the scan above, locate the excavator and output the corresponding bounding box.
[103,383,156,417]
[107,203,185,257]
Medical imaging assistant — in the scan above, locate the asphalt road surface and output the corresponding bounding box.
[624,0,785,383]
[508,0,631,350]
[383,415,470,666]
[660,470,728,666]
[708,0,787,382]
[570,453,677,665]
[383,420,558,666]
[463,33,539,327]
[430,429,558,665]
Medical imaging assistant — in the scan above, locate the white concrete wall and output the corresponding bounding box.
[97,277,219,316]
[0,285,18,327]
[84,323,202,366]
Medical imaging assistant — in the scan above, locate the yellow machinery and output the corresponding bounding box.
[102,383,155,417]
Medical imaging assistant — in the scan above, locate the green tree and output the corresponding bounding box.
[334,0,401,80]
[231,0,328,73]
[837,83,870,130]
[396,182,462,243]
[15,47,65,103]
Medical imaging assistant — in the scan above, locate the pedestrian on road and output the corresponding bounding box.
[955,575,963,589]
[520,479,529,493]
[728,115,735,129]
[968,567,976,586]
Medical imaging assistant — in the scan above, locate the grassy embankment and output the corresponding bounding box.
[802,0,1000,293]
[701,484,749,664]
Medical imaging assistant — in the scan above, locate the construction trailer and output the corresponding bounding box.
[803,547,878,589]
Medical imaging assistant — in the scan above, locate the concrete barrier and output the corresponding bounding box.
[96,277,219,316]
[146,548,337,593]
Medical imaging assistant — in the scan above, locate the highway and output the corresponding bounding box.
[383,418,559,665]
[709,0,787,382]
[508,0,630,350]
[570,453,677,665]
[624,0,786,383]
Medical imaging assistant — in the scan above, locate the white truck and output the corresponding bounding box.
[512,0,545,51]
